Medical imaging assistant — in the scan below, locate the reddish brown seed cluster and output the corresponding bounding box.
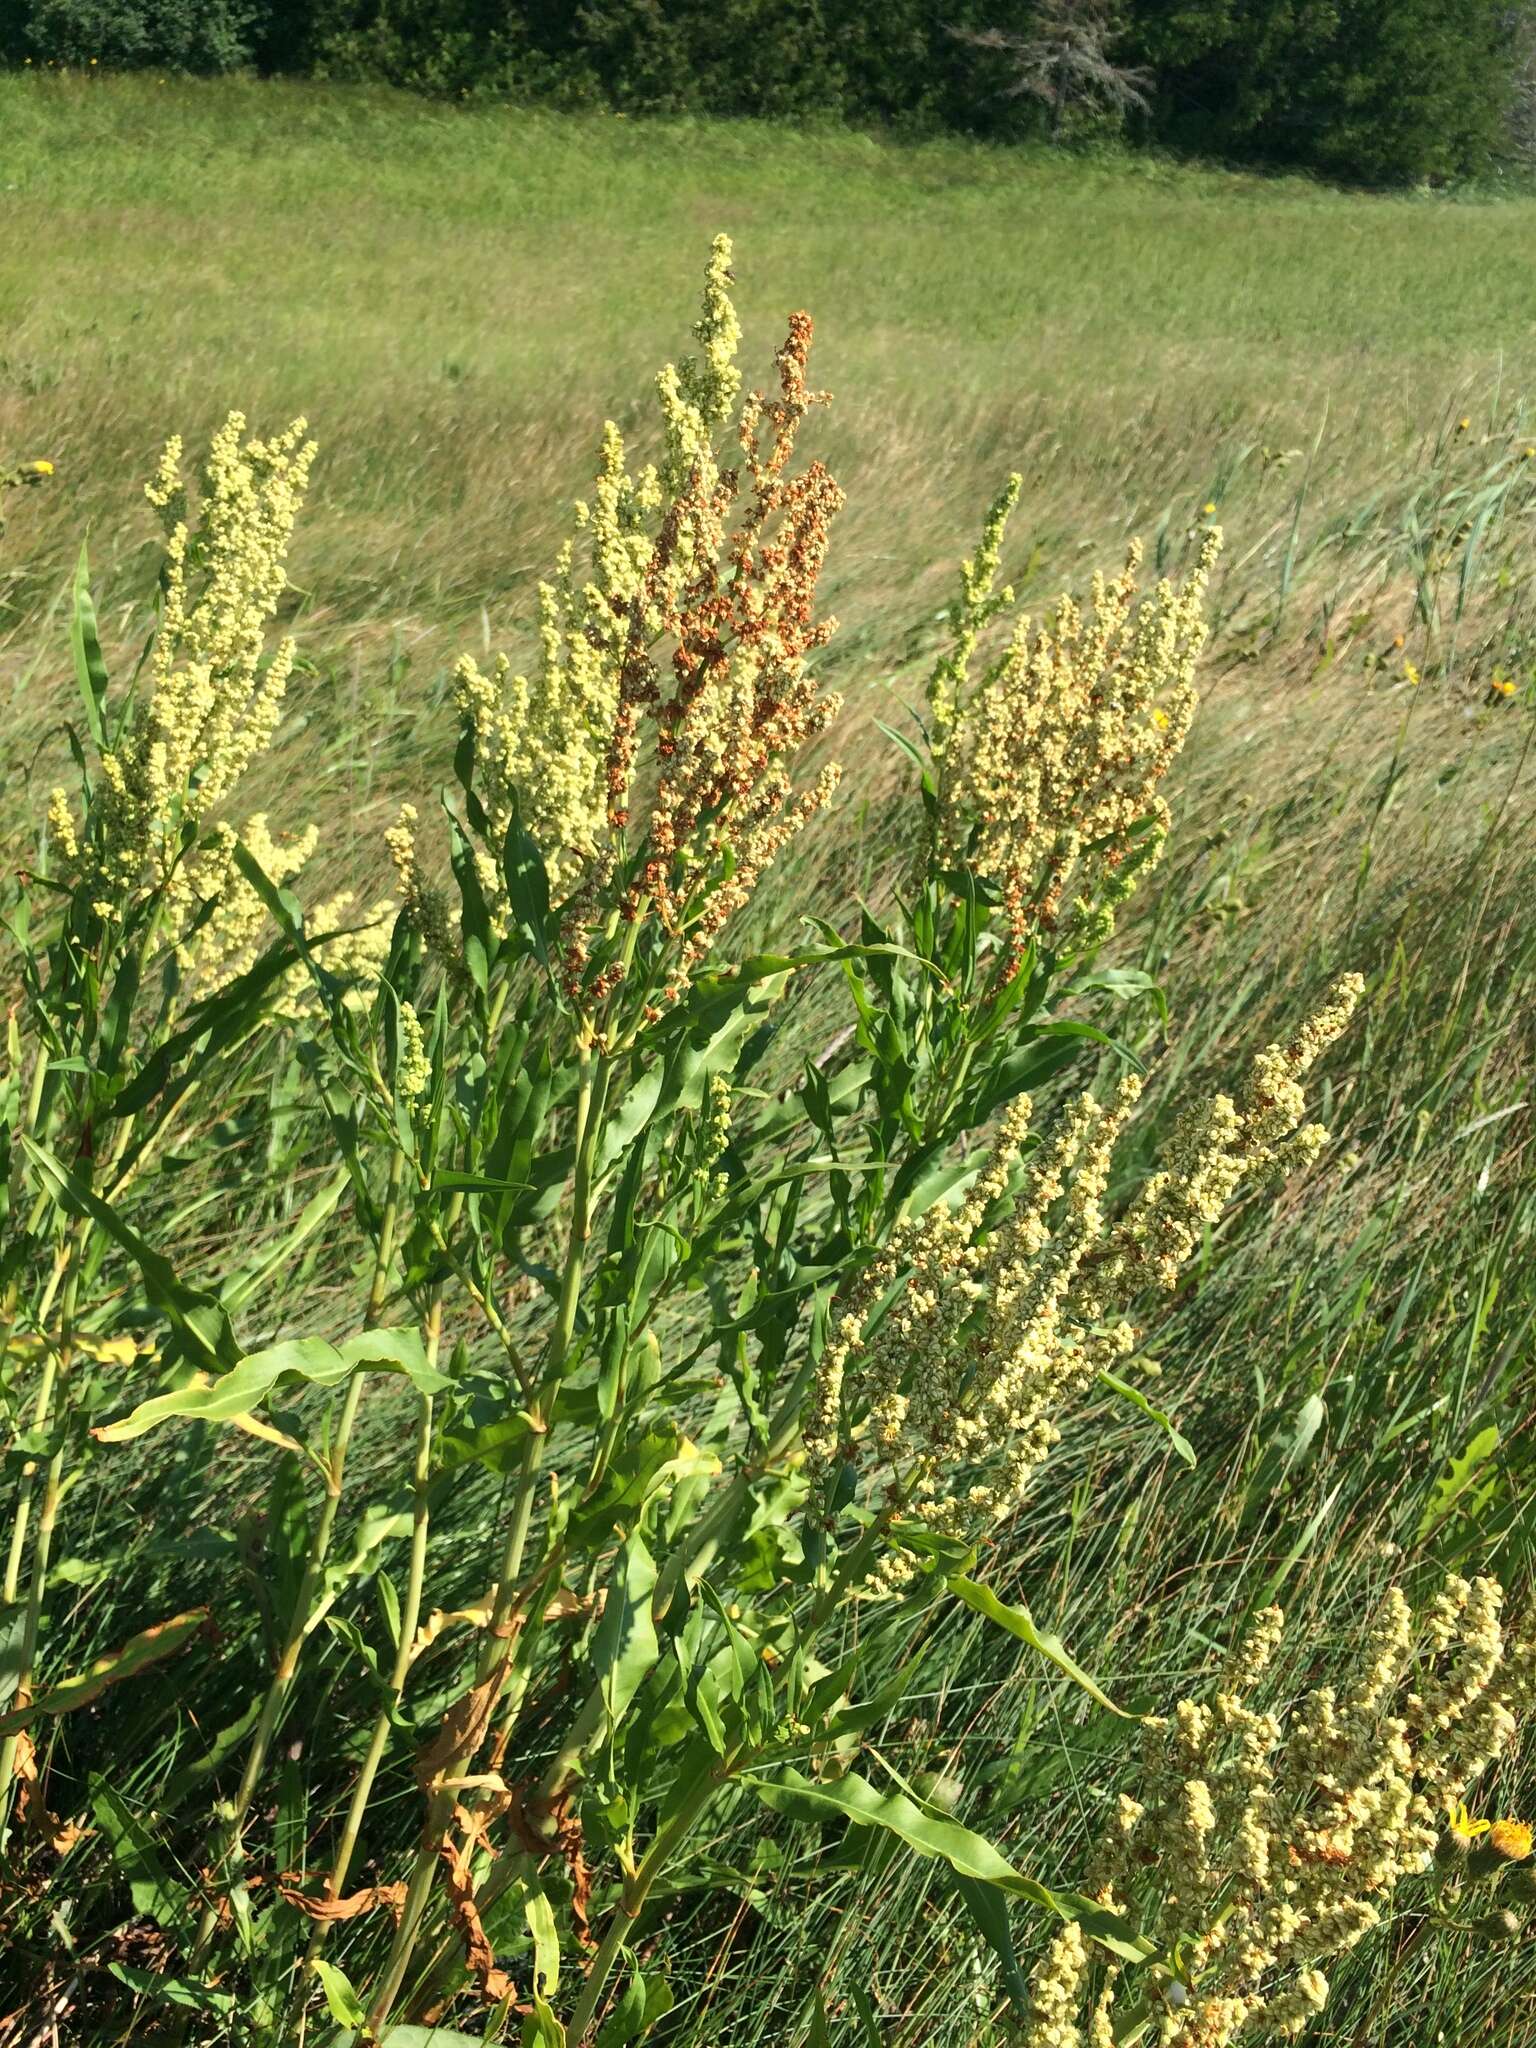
[560,312,844,1011]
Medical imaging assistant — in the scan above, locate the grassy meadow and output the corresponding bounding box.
[4,72,1536,2046]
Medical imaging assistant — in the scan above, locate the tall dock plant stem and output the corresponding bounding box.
[0,1234,82,1846]
[0,1230,73,1609]
[537,1372,812,1813]
[565,1758,734,2043]
[304,1298,441,1964]
[0,1047,55,1459]
[560,1536,881,2039]
[365,1031,608,2034]
[190,1146,406,1965]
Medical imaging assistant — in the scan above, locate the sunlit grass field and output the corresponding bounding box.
[4,73,1536,2044]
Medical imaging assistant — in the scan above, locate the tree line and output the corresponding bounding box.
[5,0,1530,187]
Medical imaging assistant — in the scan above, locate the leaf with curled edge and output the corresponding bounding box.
[748,1766,1153,1963]
[0,1610,208,1735]
[95,1328,451,1443]
[947,1575,1139,1719]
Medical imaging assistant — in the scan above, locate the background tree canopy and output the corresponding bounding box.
[0,0,1524,186]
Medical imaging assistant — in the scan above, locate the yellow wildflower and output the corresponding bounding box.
[1447,1798,1491,1842]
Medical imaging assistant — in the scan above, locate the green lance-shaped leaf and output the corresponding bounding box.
[220,1167,350,1318]
[0,1608,208,1735]
[104,931,302,1123]
[70,541,110,751]
[747,1766,1152,1963]
[947,1576,1139,1719]
[312,1960,368,2032]
[592,1528,660,1730]
[1098,1369,1197,1469]
[595,1970,676,2048]
[525,1887,561,1998]
[95,1328,451,1443]
[21,1136,239,1371]
[90,1778,190,1930]
[504,794,555,976]
[952,1872,1033,2016]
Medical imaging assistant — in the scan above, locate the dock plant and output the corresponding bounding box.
[1,240,1509,2048]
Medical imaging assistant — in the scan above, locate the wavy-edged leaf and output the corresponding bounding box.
[106,1964,235,2016]
[748,1766,1151,1961]
[947,1577,1137,1719]
[337,1326,452,1393]
[0,1609,207,1735]
[1099,1369,1196,1469]
[96,1328,449,1444]
[504,798,554,975]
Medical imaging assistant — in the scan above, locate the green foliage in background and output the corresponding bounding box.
[1126,0,1512,184]
[0,0,1525,186]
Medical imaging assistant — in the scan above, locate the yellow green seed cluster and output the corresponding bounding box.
[177,814,393,1014]
[929,490,1220,963]
[1096,972,1365,1294]
[1032,1578,1536,2045]
[56,414,319,948]
[394,1001,433,1101]
[1023,1921,1088,2048]
[803,978,1360,1576]
[448,415,659,902]
[394,237,844,1013]
[927,470,1022,744]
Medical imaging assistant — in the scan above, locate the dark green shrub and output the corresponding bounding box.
[24,0,258,70]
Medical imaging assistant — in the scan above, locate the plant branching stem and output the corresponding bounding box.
[0,1236,81,1846]
[366,1035,608,2033]
[304,1292,440,1966]
[564,1756,735,2044]
[189,1152,404,1967]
